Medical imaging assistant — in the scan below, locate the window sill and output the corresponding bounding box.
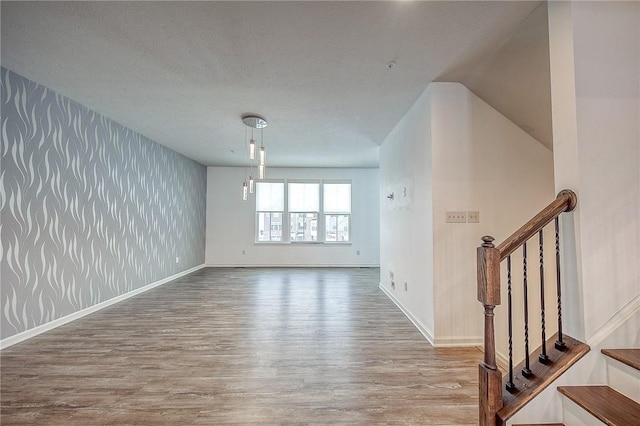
[254,242,352,246]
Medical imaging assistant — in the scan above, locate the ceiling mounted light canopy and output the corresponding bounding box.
[242,115,268,129]
[241,114,269,200]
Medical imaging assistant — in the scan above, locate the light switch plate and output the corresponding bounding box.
[446,211,467,223]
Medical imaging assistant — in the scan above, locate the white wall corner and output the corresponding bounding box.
[379,283,435,346]
[587,294,640,348]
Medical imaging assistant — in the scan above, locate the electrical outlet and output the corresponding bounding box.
[356,250,360,255]
[402,187,407,197]
[446,211,467,223]
[175,257,179,264]
[242,249,246,255]
[389,271,394,280]
[404,282,408,291]
[467,211,480,223]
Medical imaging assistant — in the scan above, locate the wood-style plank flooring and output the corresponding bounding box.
[1,268,481,424]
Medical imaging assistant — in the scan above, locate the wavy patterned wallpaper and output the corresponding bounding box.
[0,68,206,340]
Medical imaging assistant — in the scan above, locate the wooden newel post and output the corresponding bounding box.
[478,235,503,426]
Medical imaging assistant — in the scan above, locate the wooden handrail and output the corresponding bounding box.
[497,190,577,260]
[478,189,577,425]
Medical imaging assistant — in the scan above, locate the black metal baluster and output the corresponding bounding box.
[555,217,566,350]
[506,255,516,392]
[522,242,533,378]
[539,230,550,364]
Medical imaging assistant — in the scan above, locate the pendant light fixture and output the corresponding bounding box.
[241,114,268,200]
[242,181,248,201]
[249,137,256,160]
[259,128,266,166]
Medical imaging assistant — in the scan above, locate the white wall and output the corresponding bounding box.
[379,82,555,346]
[206,167,380,267]
[549,0,639,342]
[570,1,640,341]
[430,83,556,347]
[509,2,640,423]
[380,88,436,339]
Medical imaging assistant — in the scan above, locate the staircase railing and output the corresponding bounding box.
[478,190,577,426]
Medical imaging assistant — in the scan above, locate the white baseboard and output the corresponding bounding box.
[378,283,482,348]
[587,293,640,348]
[379,283,435,346]
[496,351,509,372]
[434,335,483,347]
[0,264,205,350]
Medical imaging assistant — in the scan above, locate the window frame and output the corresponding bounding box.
[255,180,286,243]
[322,180,352,244]
[288,180,321,243]
[254,179,352,245]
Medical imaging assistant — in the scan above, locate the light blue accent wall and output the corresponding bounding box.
[0,68,206,339]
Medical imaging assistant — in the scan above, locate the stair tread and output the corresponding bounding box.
[513,424,565,426]
[601,348,640,371]
[558,385,640,426]
[497,334,590,424]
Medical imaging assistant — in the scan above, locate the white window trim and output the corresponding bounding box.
[254,179,352,245]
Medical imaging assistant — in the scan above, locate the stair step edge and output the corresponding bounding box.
[497,334,590,424]
[601,348,640,371]
[513,423,565,426]
[558,385,640,426]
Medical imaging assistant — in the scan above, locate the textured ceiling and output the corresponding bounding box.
[440,2,552,149]
[1,1,546,168]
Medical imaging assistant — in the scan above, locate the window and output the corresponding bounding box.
[288,182,319,242]
[323,183,351,242]
[255,180,351,243]
[256,182,284,242]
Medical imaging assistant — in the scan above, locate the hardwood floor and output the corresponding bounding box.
[1,268,481,424]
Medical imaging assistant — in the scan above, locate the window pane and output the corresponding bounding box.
[288,183,319,212]
[290,213,318,241]
[269,213,282,241]
[257,212,283,242]
[324,183,351,213]
[257,212,270,241]
[256,182,284,211]
[325,214,350,242]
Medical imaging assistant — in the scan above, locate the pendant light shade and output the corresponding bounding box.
[259,165,265,179]
[249,175,255,193]
[249,139,256,160]
[259,146,266,166]
[242,181,248,201]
